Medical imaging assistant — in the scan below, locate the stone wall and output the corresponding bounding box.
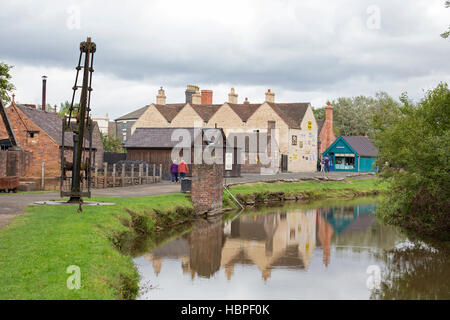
[191,163,223,214]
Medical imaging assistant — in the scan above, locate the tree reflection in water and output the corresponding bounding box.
[371,242,450,300]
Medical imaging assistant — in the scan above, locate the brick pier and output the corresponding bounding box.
[190,163,223,215]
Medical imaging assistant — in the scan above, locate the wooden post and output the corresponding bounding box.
[41,161,45,190]
[103,162,107,188]
[113,163,116,187]
[121,163,125,187]
[139,163,143,184]
[145,164,149,184]
[159,164,162,181]
[94,167,98,188]
[131,164,134,185]
[153,164,156,183]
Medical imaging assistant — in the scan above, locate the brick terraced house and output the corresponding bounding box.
[0,100,104,177]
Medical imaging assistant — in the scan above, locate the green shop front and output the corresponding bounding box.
[322,136,378,172]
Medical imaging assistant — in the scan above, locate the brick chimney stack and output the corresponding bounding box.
[265,89,275,103]
[325,101,333,126]
[228,88,238,104]
[156,87,166,105]
[201,90,213,104]
[185,85,199,104]
[320,101,336,154]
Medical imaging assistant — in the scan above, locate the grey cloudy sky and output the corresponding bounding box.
[1,0,449,119]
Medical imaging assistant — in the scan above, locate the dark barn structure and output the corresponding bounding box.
[124,127,241,180]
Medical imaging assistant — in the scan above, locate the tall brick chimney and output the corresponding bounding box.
[320,101,336,153]
[228,88,238,104]
[41,75,47,111]
[156,87,166,105]
[201,90,213,104]
[265,89,274,103]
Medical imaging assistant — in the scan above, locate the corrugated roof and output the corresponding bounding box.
[267,102,310,128]
[342,136,378,157]
[125,127,225,149]
[115,105,149,121]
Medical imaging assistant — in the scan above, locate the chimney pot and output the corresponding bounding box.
[265,89,275,103]
[244,97,249,104]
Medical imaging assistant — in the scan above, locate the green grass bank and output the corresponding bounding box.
[0,177,385,299]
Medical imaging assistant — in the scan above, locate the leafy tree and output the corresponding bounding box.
[58,100,80,118]
[312,107,325,120]
[372,82,450,241]
[329,93,400,137]
[0,62,15,103]
[441,1,450,39]
[101,133,125,153]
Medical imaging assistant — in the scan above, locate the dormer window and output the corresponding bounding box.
[27,130,39,138]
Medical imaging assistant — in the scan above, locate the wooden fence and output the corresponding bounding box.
[60,162,163,190]
[93,162,163,188]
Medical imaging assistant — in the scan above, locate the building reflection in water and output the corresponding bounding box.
[144,203,377,281]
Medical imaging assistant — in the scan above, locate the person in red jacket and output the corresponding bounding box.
[178,159,189,180]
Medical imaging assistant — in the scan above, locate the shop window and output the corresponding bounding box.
[335,156,355,170]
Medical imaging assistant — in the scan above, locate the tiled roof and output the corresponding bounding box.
[154,104,185,122]
[190,104,222,121]
[342,136,378,157]
[17,104,73,146]
[115,105,150,121]
[16,104,100,150]
[125,127,225,149]
[267,102,310,129]
[227,103,260,122]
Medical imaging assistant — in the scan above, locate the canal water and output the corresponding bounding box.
[134,198,450,300]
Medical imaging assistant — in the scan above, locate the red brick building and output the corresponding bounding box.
[317,102,336,159]
[0,101,103,177]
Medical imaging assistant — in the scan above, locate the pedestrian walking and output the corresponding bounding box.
[324,157,330,172]
[178,159,188,180]
[170,160,179,183]
[321,158,325,172]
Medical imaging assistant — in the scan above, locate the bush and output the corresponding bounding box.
[373,82,450,240]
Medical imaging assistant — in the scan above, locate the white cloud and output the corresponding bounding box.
[2,0,450,119]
